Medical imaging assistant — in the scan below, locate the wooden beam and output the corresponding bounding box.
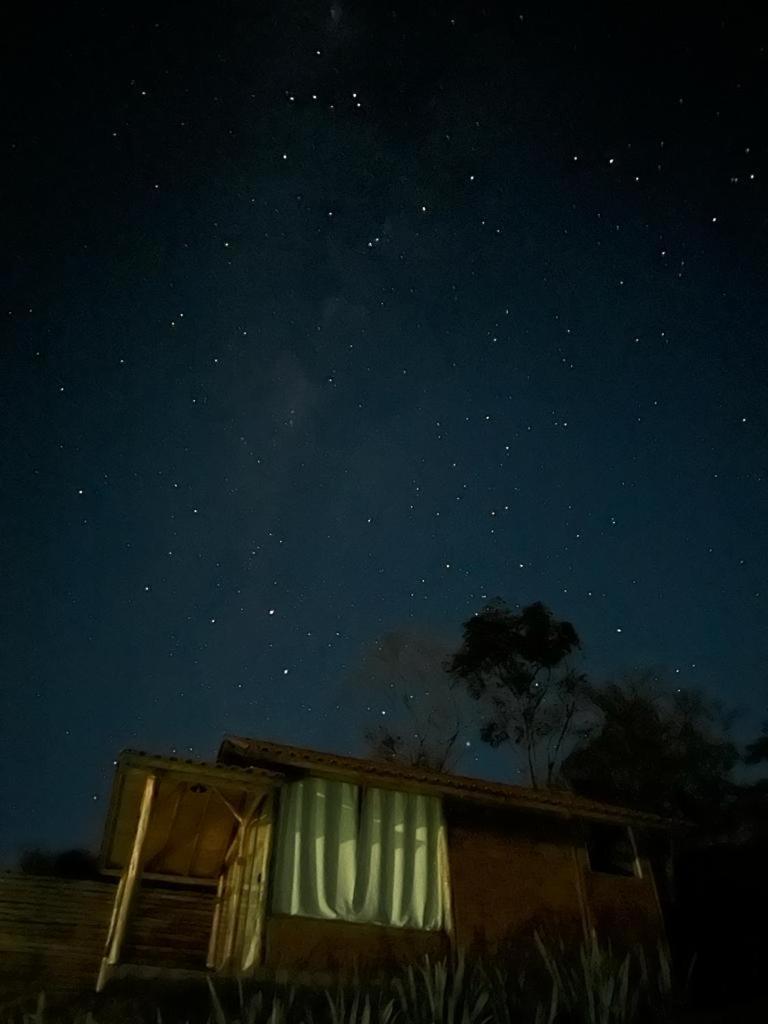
[239,792,275,972]
[96,772,157,991]
[185,787,212,877]
[206,823,242,969]
[96,873,125,991]
[100,867,218,887]
[438,816,454,940]
[119,751,282,788]
[219,811,247,969]
[570,827,594,943]
[207,792,266,973]
[211,784,246,823]
[207,872,226,969]
[628,826,643,879]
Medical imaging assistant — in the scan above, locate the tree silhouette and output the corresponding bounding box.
[18,847,99,879]
[563,672,739,829]
[355,628,471,772]
[745,721,768,765]
[448,600,590,787]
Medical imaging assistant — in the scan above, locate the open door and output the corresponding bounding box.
[207,790,275,974]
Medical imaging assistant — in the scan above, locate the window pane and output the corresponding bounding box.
[271,778,358,918]
[270,778,449,930]
[586,823,637,876]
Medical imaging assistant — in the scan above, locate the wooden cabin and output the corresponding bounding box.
[0,736,671,997]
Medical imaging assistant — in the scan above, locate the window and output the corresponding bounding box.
[270,777,450,930]
[585,822,639,877]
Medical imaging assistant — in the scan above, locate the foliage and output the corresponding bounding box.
[744,720,768,765]
[326,984,397,1024]
[17,848,100,879]
[534,933,672,1024]
[562,673,739,829]
[355,628,471,772]
[391,953,491,1024]
[207,976,301,1024]
[448,601,591,787]
[2,940,676,1024]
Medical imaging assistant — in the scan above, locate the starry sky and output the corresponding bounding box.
[3,4,767,862]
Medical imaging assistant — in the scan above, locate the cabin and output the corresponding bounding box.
[0,736,672,998]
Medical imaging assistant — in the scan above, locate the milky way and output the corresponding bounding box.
[3,5,767,859]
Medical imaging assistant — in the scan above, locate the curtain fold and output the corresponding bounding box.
[271,777,358,919]
[271,777,448,931]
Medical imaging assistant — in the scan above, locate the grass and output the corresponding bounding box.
[2,936,675,1024]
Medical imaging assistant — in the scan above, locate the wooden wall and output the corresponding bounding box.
[254,807,666,973]
[0,813,666,1001]
[583,862,665,947]
[123,886,216,971]
[265,914,448,972]
[260,804,588,971]
[447,804,665,953]
[0,874,113,1004]
[446,802,588,951]
[0,873,216,1005]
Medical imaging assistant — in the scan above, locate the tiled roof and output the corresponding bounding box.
[217,735,675,829]
[118,749,283,782]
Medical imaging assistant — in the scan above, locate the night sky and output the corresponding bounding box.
[3,5,767,862]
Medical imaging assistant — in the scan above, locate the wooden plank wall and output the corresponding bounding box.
[0,873,216,1006]
[123,886,216,970]
[0,873,114,1004]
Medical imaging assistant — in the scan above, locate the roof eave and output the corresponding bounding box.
[98,749,284,873]
[218,734,677,830]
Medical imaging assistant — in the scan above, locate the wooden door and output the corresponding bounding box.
[207,791,275,974]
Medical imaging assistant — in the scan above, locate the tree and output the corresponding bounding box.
[355,628,471,772]
[18,847,99,879]
[733,720,768,848]
[745,721,768,765]
[448,600,590,787]
[562,673,740,829]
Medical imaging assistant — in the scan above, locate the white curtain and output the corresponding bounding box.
[271,778,449,931]
[271,777,359,919]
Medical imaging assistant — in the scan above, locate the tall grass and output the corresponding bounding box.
[2,938,675,1024]
[533,933,672,1024]
[392,954,492,1024]
[325,984,397,1024]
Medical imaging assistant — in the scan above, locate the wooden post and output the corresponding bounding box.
[96,772,157,991]
[570,822,594,943]
[628,826,643,878]
[207,790,273,975]
[219,813,247,969]
[239,792,275,972]
[207,872,226,969]
[437,817,454,940]
[206,789,246,971]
